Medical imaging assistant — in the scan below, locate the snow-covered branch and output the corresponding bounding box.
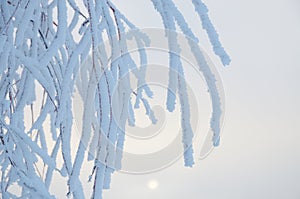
[0,0,229,198]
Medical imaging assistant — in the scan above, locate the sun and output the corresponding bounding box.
[147,180,159,190]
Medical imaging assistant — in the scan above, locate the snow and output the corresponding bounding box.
[0,0,229,198]
[191,0,231,66]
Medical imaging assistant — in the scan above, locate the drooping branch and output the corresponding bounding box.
[0,0,229,198]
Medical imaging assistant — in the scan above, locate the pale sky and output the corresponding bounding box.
[98,0,300,199]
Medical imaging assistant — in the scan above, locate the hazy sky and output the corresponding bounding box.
[98,0,300,199]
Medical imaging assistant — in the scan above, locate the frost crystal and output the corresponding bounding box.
[0,0,229,198]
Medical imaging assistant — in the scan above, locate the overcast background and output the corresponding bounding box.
[96,0,300,198]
